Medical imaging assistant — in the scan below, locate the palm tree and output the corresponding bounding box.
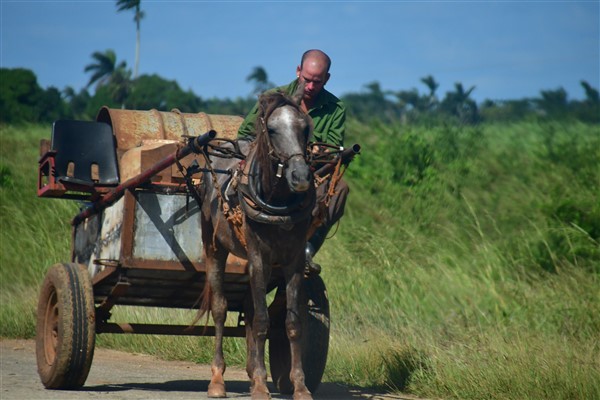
[580,80,599,104]
[395,89,421,110]
[116,0,144,79]
[84,49,123,89]
[246,66,275,96]
[578,80,600,122]
[536,87,568,117]
[84,49,131,107]
[110,65,132,108]
[420,75,439,98]
[441,82,478,123]
[420,75,439,111]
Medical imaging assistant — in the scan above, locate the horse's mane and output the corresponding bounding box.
[252,91,304,190]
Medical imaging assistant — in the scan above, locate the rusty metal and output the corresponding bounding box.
[91,266,118,287]
[39,139,51,157]
[120,190,137,267]
[96,107,244,152]
[95,293,288,337]
[96,280,131,322]
[71,130,216,226]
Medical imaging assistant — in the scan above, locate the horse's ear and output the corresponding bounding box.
[292,80,305,105]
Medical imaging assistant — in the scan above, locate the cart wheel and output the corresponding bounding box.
[269,274,330,394]
[36,263,96,389]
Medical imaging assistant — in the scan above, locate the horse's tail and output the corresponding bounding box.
[190,281,212,328]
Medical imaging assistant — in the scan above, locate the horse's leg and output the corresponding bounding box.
[206,244,229,398]
[285,265,312,400]
[243,291,257,380]
[247,254,271,399]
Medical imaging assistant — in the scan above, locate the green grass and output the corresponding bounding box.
[1,120,599,399]
[319,119,600,399]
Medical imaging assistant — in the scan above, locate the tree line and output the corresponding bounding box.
[1,64,598,126]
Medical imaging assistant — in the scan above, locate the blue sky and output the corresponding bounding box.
[1,1,599,103]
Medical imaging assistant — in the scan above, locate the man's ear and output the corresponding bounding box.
[324,72,330,86]
[292,80,305,105]
[296,65,302,78]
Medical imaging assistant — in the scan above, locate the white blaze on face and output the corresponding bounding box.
[268,106,306,157]
[267,105,311,192]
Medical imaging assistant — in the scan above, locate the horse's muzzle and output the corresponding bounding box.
[287,155,311,193]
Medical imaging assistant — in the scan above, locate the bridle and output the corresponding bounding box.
[237,98,315,225]
[258,116,309,178]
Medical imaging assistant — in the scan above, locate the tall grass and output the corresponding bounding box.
[320,119,600,399]
[1,125,78,337]
[1,120,598,399]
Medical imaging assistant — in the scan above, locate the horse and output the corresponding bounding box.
[196,83,315,400]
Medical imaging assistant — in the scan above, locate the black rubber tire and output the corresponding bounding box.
[36,263,96,389]
[269,274,330,394]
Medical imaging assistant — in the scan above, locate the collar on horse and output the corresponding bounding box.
[234,95,314,225]
[236,152,315,225]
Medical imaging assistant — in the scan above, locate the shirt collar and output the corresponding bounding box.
[289,79,334,112]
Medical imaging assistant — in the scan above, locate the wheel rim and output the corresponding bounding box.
[43,290,59,366]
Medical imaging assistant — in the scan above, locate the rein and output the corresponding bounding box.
[258,116,307,177]
[236,93,314,225]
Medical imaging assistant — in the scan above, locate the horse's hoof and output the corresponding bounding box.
[293,388,313,400]
[250,386,271,400]
[208,382,227,398]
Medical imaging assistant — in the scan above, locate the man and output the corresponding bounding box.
[238,49,348,274]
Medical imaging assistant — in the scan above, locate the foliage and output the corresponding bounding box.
[62,87,91,120]
[480,98,535,122]
[84,49,132,108]
[1,66,598,126]
[2,120,599,400]
[341,78,599,126]
[0,68,68,124]
[440,82,479,123]
[127,74,202,112]
[342,81,402,124]
[322,119,600,399]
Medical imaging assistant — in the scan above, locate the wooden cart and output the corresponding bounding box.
[35,108,330,394]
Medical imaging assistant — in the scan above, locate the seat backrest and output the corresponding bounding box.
[51,120,120,186]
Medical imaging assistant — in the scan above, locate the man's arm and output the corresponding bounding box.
[312,101,346,147]
[325,103,346,147]
[237,102,259,139]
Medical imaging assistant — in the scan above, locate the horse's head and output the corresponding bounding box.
[255,83,312,193]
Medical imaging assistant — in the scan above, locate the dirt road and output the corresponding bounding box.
[1,339,415,400]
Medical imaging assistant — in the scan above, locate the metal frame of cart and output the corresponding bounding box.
[34,108,331,395]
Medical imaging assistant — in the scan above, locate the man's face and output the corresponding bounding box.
[296,59,330,103]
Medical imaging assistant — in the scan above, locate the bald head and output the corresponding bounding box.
[296,49,331,106]
[300,49,332,73]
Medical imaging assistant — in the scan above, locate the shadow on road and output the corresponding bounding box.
[83,379,378,399]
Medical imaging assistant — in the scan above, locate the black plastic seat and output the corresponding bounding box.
[51,120,120,187]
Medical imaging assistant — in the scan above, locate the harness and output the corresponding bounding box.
[177,90,352,250]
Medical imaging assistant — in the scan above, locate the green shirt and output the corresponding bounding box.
[237,79,346,147]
